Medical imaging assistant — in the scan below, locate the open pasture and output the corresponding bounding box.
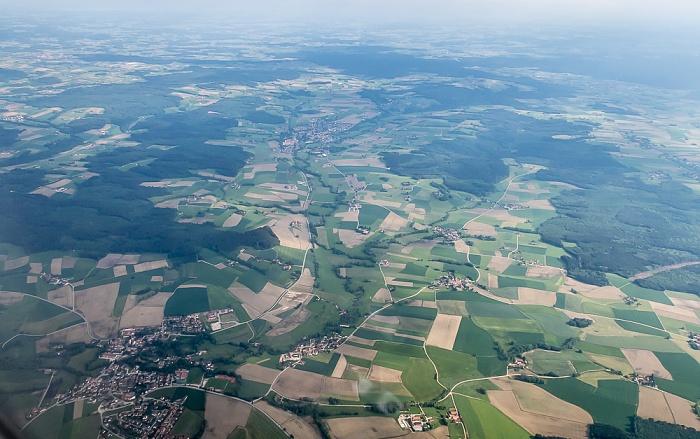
[454,395,530,439]
[539,378,638,431]
[74,282,120,338]
[272,368,358,401]
[228,281,285,318]
[325,417,407,439]
[269,214,310,250]
[36,323,92,352]
[425,313,461,349]
[622,349,673,379]
[236,363,281,384]
[487,378,592,439]
[427,346,480,388]
[120,292,173,328]
[334,343,378,361]
[202,393,252,439]
[526,349,600,376]
[436,300,470,317]
[253,401,322,439]
[401,357,444,401]
[650,300,700,324]
[164,285,210,316]
[513,287,557,306]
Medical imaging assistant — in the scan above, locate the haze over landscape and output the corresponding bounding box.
[1,2,700,439]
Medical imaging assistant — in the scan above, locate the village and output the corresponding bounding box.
[27,319,222,438]
[431,272,475,292]
[397,407,461,432]
[100,397,184,439]
[278,117,355,154]
[279,333,347,365]
[432,225,461,242]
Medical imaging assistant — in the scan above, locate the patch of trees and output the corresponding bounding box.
[532,435,568,439]
[586,418,700,439]
[538,179,700,293]
[567,318,593,328]
[633,417,700,439]
[494,338,578,361]
[0,140,278,261]
[515,375,544,384]
[635,264,700,293]
[380,139,508,197]
[589,423,632,439]
[243,110,285,124]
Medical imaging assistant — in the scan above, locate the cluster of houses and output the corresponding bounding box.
[54,363,176,413]
[101,396,185,439]
[448,408,462,423]
[688,332,700,350]
[162,314,205,334]
[501,203,526,211]
[521,259,544,267]
[39,271,71,285]
[279,333,347,365]
[623,296,639,306]
[633,374,656,387]
[433,225,461,241]
[1,114,24,122]
[99,327,162,362]
[348,200,362,212]
[277,118,345,154]
[397,413,432,432]
[508,357,528,370]
[432,273,474,291]
[206,308,235,331]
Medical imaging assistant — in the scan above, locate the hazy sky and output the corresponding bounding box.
[2,0,699,28]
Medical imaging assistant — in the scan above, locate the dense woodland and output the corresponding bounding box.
[0,115,279,261]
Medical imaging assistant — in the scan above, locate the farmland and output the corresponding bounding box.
[2,11,700,439]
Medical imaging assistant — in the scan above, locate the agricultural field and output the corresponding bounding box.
[2,12,700,439]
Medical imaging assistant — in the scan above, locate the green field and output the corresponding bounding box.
[540,378,638,431]
[466,300,528,320]
[612,308,664,330]
[164,286,210,316]
[353,328,425,346]
[237,380,271,400]
[22,403,102,439]
[205,377,237,393]
[213,324,253,344]
[401,357,444,401]
[654,351,700,400]
[584,335,681,352]
[171,408,205,437]
[245,409,288,439]
[620,283,673,305]
[0,295,82,344]
[296,353,341,376]
[452,317,497,356]
[526,349,601,376]
[378,304,437,320]
[426,346,481,388]
[614,319,668,337]
[453,394,530,439]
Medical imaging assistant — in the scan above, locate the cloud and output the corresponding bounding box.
[2,0,699,29]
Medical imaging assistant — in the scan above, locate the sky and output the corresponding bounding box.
[2,0,700,29]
